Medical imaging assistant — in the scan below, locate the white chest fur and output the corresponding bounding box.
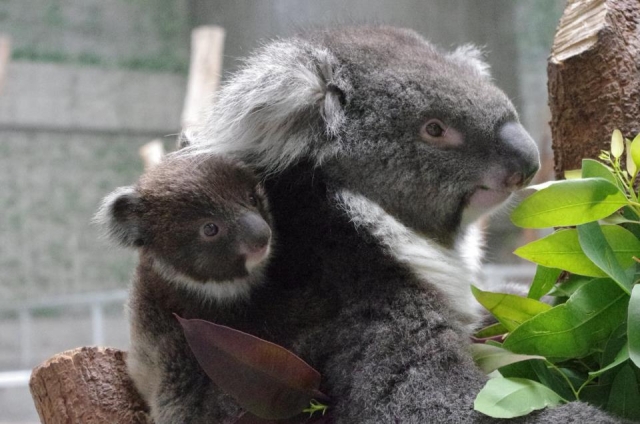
[335,189,484,332]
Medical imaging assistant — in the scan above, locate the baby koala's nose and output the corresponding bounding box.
[237,212,271,266]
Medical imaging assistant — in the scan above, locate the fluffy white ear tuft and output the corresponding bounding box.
[448,44,491,78]
[93,186,145,248]
[182,41,346,174]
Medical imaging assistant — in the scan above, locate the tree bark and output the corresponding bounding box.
[29,346,151,424]
[548,0,640,178]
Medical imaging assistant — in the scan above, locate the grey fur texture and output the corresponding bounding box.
[167,26,623,423]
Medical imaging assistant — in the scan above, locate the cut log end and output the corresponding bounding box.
[29,346,152,424]
[548,0,640,178]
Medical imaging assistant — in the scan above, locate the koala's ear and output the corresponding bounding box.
[183,42,347,173]
[93,186,146,248]
[177,130,191,149]
[447,44,491,78]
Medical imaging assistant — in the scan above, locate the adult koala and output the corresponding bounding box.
[184,27,621,423]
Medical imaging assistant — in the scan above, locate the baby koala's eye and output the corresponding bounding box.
[248,194,258,207]
[201,222,219,238]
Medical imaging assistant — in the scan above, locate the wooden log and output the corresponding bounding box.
[181,26,226,132]
[0,35,11,94]
[548,0,640,178]
[29,346,151,424]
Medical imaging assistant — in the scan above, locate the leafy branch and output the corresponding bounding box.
[472,130,640,421]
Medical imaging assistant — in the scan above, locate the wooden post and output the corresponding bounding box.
[548,0,640,178]
[181,26,226,131]
[139,139,165,169]
[0,35,11,94]
[29,347,151,424]
[30,27,228,423]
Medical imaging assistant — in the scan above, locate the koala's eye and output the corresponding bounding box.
[201,222,219,238]
[420,119,463,147]
[425,121,445,137]
[248,194,258,207]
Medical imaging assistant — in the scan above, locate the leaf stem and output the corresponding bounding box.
[545,360,579,400]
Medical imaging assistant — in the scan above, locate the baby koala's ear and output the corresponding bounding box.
[94,186,146,248]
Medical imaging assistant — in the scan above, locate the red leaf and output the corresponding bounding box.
[176,315,326,420]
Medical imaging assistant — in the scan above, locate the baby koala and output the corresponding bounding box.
[95,154,273,423]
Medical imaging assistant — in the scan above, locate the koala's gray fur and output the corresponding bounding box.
[138,26,622,423]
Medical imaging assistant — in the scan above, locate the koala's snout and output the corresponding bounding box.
[236,212,272,266]
[497,122,540,190]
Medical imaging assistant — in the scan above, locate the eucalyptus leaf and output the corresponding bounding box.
[577,222,634,293]
[529,361,576,401]
[471,286,551,331]
[177,316,326,420]
[503,278,628,358]
[628,285,640,368]
[589,345,629,378]
[632,133,640,171]
[470,344,543,374]
[511,178,627,228]
[514,226,640,279]
[474,322,508,339]
[564,169,582,180]
[474,377,564,418]
[547,274,593,298]
[580,383,612,409]
[611,129,624,159]
[606,364,640,420]
[581,159,619,188]
[626,139,637,176]
[527,265,562,300]
[599,324,628,385]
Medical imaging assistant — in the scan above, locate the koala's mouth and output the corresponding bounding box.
[244,244,271,272]
[468,185,513,209]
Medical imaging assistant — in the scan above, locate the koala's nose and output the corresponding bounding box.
[498,122,540,189]
[237,212,271,258]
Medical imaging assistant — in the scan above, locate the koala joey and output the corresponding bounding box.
[95,154,277,423]
[178,26,626,423]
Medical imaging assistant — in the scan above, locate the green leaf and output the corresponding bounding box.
[515,226,640,279]
[627,139,637,176]
[474,322,508,339]
[511,178,627,228]
[471,286,551,332]
[547,274,593,298]
[628,285,640,368]
[589,345,629,378]
[474,377,564,418]
[503,278,629,358]
[631,133,640,172]
[470,344,544,374]
[529,361,576,401]
[599,324,628,385]
[606,364,640,420]
[527,265,562,300]
[564,169,582,180]
[577,222,634,293]
[611,129,624,159]
[580,382,612,408]
[581,159,619,188]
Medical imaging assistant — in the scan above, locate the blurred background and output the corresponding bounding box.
[0,1,563,422]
